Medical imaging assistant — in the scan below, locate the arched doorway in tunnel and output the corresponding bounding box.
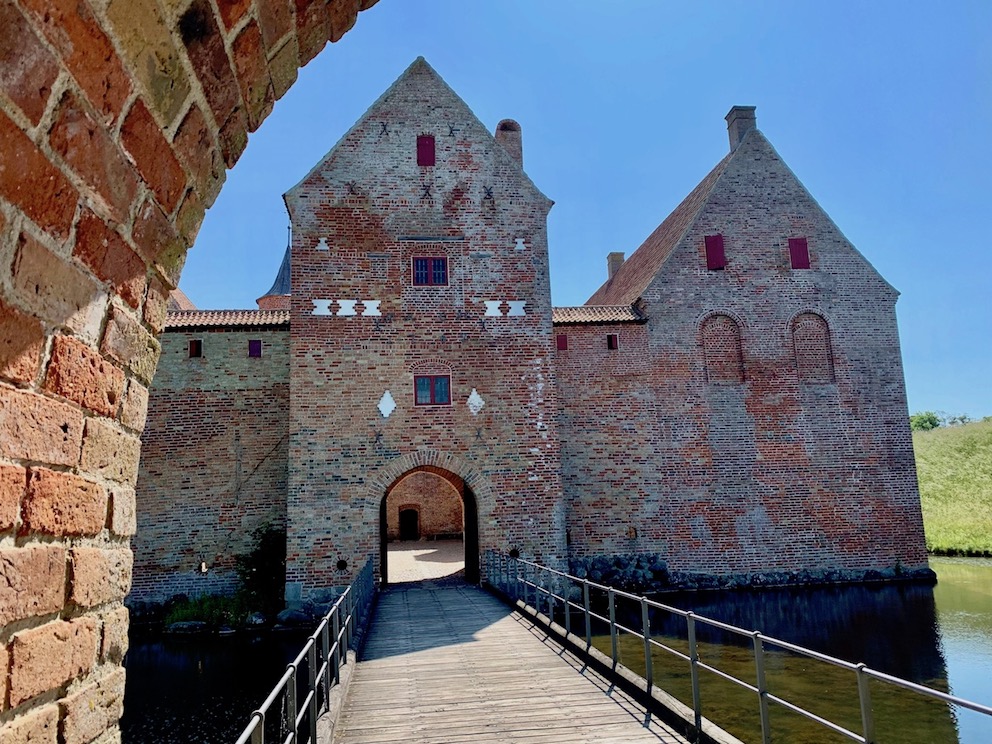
[379,466,479,585]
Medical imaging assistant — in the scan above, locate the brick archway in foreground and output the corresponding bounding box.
[0,1,377,739]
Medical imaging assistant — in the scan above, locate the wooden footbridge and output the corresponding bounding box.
[331,582,686,743]
[236,553,992,744]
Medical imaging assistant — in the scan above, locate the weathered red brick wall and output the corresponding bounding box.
[560,127,927,581]
[0,1,376,739]
[284,59,567,598]
[131,327,289,603]
[385,471,463,540]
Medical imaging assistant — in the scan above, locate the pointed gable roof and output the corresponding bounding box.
[587,119,895,305]
[284,57,550,207]
[586,152,733,306]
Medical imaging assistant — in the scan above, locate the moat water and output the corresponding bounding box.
[120,557,992,743]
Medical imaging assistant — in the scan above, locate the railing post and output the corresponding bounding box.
[608,588,618,668]
[546,568,553,620]
[564,576,571,636]
[641,597,653,692]
[857,663,875,744]
[687,612,702,736]
[752,632,771,744]
[307,642,318,743]
[343,592,352,659]
[511,559,519,602]
[331,611,341,685]
[285,665,298,743]
[250,712,264,744]
[345,589,354,653]
[583,580,592,650]
[321,620,332,708]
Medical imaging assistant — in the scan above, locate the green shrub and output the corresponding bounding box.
[164,593,251,627]
[235,522,287,617]
[910,411,940,431]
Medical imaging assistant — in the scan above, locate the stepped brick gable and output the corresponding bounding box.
[132,66,929,609]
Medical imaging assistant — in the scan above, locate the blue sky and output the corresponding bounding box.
[180,1,992,418]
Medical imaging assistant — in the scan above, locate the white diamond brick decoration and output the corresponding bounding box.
[378,391,396,418]
[484,301,503,317]
[467,388,485,416]
[514,238,527,251]
[506,301,526,316]
[312,300,332,315]
[316,237,329,251]
[362,300,382,316]
[337,299,357,316]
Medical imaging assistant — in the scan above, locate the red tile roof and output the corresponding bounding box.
[165,310,290,330]
[585,151,733,305]
[552,305,645,325]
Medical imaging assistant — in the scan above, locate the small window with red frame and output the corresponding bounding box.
[607,333,619,350]
[412,257,448,286]
[188,339,202,358]
[789,237,810,269]
[414,375,450,406]
[556,334,568,350]
[705,234,726,270]
[248,339,262,358]
[417,135,435,166]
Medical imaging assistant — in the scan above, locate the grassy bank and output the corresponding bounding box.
[914,418,992,555]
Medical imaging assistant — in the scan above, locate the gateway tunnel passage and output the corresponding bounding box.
[380,466,479,585]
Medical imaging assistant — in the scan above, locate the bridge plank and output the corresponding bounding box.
[330,584,687,744]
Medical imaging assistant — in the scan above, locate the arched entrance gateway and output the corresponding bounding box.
[379,466,480,585]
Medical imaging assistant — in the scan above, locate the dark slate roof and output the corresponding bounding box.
[551,305,645,325]
[260,246,291,298]
[585,151,733,306]
[165,310,290,330]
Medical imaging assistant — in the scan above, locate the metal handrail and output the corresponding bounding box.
[234,558,376,744]
[484,552,992,743]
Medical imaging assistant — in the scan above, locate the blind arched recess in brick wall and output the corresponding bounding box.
[793,313,835,383]
[701,314,744,384]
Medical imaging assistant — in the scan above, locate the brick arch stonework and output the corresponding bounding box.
[0,1,377,739]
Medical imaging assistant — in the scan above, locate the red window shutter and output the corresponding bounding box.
[705,234,725,270]
[556,334,568,351]
[248,339,262,358]
[607,333,619,350]
[789,237,810,269]
[417,135,435,166]
[188,339,202,358]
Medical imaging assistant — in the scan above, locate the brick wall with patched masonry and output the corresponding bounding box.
[130,316,289,603]
[132,62,930,607]
[282,58,566,599]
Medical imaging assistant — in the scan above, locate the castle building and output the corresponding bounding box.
[131,59,929,605]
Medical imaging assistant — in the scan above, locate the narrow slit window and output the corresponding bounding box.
[607,333,619,350]
[556,334,568,351]
[188,339,202,358]
[248,339,262,358]
[414,375,451,406]
[789,237,811,269]
[412,256,448,286]
[705,234,726,271]
[417,135,435,166]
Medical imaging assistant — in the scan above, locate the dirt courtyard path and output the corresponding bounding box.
[386,538,465,583]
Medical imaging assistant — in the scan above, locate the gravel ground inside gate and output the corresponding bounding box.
[386,538,466,583]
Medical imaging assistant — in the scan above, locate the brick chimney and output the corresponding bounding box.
[725,106,756,150]
[607,251,625,279]
[495,119,522,166]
